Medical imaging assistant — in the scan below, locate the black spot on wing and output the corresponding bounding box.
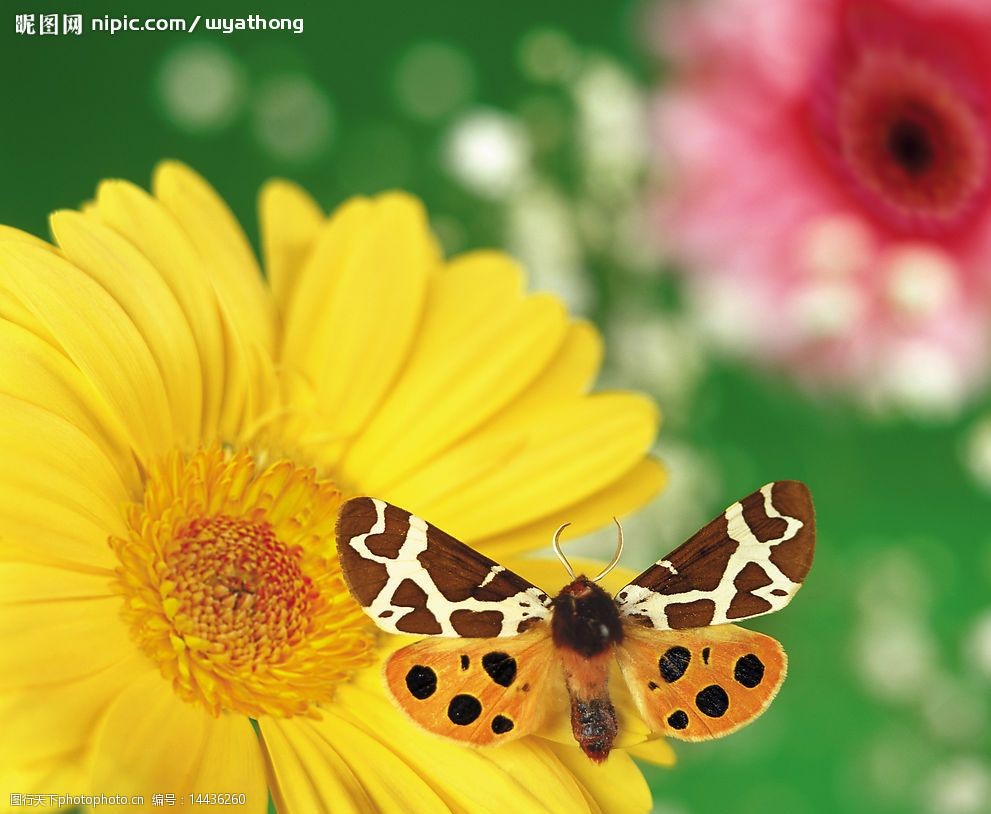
[659,646,691,683]
[696,685,729,718]
[702,647,711,664]
[667,710,689,730]
[405,665,437,700]
[482,652,517,687]
[460,654,469,671]
[491,715,514,734]
[734,653,765,688]
[448,694,482,725]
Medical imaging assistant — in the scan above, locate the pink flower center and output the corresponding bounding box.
[812,6,991,234]
[838,52,987,230]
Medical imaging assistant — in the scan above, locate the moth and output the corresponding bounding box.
[335,481,814,762]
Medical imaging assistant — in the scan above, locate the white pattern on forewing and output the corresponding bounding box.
[478,565,505,588]
[346,499,550,637]
[617,485,804,629]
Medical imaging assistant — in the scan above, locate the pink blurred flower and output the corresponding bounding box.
[652,0,991,414]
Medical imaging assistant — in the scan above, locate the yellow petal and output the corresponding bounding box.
[92,179,226,439]
[378,322,603,514]
[0,224,55,251]
[0,394,129,569]
[0,319,141,493]
[390,393,659,540]
[341,252,568,491]
[51,210,203,445]
[258,715,370,814]
[262,715,449,814]
[480,458,667,560]
[280,196,372,364]
[482,319,603,433]
[0,656,150,795]
[0,230,59,345]
[153,161,274,354]
[0,562,116,605]
[283,194,439,452]
[0,595,135,690]
[90,672,268,813]
[546,740,654,814]
[627,738,677,767]
[0,242,173,462]
[213,301,279,443]
[334,671,604,814]
[259,179,324,316]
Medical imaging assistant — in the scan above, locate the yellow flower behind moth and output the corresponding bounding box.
[0,163,668,813]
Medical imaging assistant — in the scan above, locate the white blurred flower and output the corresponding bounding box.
[925,757,991,814]
[885,245,959,321]
[605,310,705,417]
[505,182,591,314]
[867,341,969,419]
[443,109,532,199]
[854,610,938,702]
[572,55,647,196]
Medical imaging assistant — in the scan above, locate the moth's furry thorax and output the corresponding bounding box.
[551,576,624,658]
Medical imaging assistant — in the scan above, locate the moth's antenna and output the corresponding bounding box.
[591,518,624,583]
[552,522,577,580]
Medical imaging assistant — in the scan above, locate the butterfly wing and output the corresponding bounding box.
[336,497,552,637]
[384,624,564,746]
[616,623,787,741]
[615,481,815,630]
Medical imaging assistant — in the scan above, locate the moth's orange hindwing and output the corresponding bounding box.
[384,624,563,746]
[616,481,815,630]
[616,622,787,741]
[336,497,552,637]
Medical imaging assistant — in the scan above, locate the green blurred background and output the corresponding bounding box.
[2,2,989,813]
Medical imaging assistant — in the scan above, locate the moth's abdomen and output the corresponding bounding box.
[571,694,618,763]
[558,646,618,763]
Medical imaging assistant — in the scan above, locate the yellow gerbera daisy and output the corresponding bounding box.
[0,162,671,813]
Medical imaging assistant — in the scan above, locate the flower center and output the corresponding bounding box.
[886,115,934,176]
[111,448,377,717]
[835,50,988,232]
[811,1,991,236]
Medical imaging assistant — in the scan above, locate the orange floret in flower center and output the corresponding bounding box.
[111,447,377,718]
[165,516,313,668]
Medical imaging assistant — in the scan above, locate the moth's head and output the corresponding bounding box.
[549,519,626,657]
[551,576,624,656]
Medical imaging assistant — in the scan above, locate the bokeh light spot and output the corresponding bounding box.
[884,245,958,320]
[252,74,334,163]
[156,43,246,133]
[394,41,476,121]
[518,28,580,84]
